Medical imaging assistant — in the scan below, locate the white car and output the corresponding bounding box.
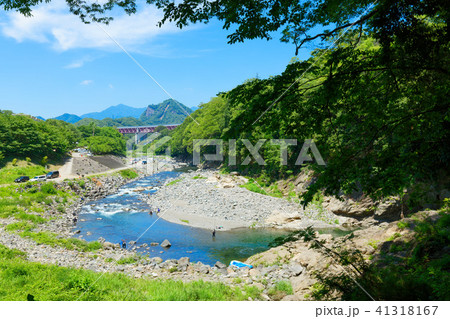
[29,175,47,182]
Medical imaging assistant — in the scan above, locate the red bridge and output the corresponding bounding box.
[116,124,180,134]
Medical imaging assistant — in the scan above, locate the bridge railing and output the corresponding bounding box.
[116,124,180,134]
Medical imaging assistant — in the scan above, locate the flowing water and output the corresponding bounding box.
[74,171,290,265]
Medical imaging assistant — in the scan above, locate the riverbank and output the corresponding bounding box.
[3,159,441,301]
[146,169,343,231]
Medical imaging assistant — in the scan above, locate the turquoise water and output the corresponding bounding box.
[74,171,290,266]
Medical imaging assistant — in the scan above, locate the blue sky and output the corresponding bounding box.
[0,1,311,119]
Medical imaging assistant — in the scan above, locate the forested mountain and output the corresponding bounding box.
[80,104,146,120]
[139,99,192,125]
[52,99,191,127]
[74,117,144,128]
[54,113,82,124]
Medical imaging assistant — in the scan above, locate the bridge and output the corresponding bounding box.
[116,124,180,135]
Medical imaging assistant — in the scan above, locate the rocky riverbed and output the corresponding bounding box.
[146,170,343,230]
[1,162,407,301]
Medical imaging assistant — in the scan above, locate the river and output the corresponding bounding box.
[73,170,291,265]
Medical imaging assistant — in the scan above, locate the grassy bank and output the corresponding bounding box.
[0,244,258,301]
[0,161,48,184]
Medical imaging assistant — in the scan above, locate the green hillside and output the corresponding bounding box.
[140,99,191,125]
[73,99,190,127]
[74,117,143,128]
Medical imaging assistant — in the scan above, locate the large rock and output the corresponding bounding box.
[289,263,304,276]
[214,261,227,269]
[178,257,190,271]
[103,241,117,249]
[152,257,163,264]
[374,198,401,220]
[323,196,375,217]
[160,239,171,248]
[178,257,190,266]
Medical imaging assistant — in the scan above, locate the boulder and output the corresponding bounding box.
[178,257,190,271]
[150,242,159,246]
[375,198,401,220]
[152,257,163,264]
[214,261,227,269]
[103,241,116,249]
[160,239,172,248]
[323,196,375,217]
[178,257,190,266]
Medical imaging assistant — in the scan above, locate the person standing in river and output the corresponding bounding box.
[212,229,216,237]
[121,240,126,249]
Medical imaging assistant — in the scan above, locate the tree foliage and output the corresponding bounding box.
[0,111,79,161]
[167,0,449,205]
[77,125,126,155]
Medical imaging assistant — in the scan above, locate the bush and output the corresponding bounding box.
[41,183,57,195]
[118,169,138,179]
[116,257,137,265]
[40,156,48,166]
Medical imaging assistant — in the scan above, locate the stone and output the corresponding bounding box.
[178,257,190,266]
[161,239,172,248]
[103,242,116,249]
[97,237,106,243]
[150,242,159,246]
[375,198,402,220]
[200,267,210,274]
[74,230,81,234]
[323,196,375,217]
[260,293,271,301]
[249,268,261,279]
[214,261,227,269]
[152,257,163,264]
[290,263,304,276]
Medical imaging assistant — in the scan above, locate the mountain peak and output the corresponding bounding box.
[140,99,192,125]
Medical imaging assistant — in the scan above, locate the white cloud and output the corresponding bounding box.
[80,80,93,85]
[65,61,84,69]
[1,0,186,53]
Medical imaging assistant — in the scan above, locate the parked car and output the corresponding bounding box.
[14,176,30,183]
[46,171,60,179]
[30,175,47,182]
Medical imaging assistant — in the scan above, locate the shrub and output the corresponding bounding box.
[40,156,48,166]
[116,257,137,265]
[167,178,182,186]
[118,169,138,179]
[41,183,57,195]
